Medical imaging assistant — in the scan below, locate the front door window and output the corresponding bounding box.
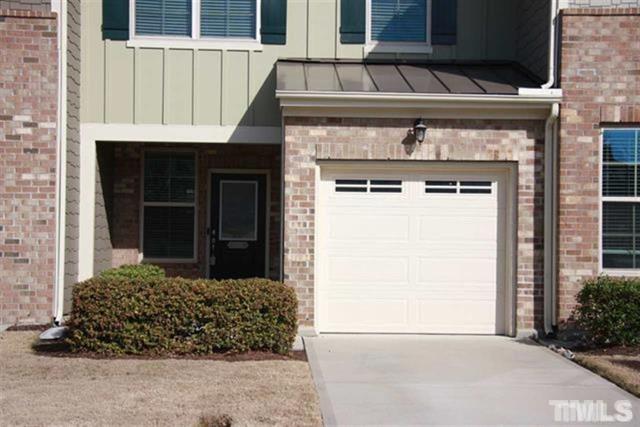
[219,181,258,241]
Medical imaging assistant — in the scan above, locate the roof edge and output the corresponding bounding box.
[277,90,562,120]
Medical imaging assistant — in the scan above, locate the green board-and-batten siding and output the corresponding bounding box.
[82,0,522,127]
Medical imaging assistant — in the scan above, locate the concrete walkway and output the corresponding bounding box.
[304,335,639,426]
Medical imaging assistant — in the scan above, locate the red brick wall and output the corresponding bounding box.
[557,8,640,323]
[107,143,282,280]
[284,117,546,331]
[0,9,57,326]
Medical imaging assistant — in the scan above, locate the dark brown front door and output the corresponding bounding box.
[209,173,266,279]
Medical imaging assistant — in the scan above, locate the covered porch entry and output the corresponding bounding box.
[90,141,282,282]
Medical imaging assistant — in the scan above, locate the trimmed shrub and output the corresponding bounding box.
[67,277,298,355]
[574,277,640,346]
[98,264,165,281]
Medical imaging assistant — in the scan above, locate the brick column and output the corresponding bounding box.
[557,8,640,323]
[0,9,58,326]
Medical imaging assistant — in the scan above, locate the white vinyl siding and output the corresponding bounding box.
[602,129,640,270]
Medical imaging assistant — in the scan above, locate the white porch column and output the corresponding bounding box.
[77,130,96,281]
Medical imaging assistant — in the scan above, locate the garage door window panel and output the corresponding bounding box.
[460,181,493,194]
[370,180,402,193]
[335,179,403,194]
[425,180,493,195]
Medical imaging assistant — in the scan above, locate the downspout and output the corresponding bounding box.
[542,0,558,89]
[544,103,559,335]
[52,0,67,324]
[543,0,560,335]
[280,114,285,282]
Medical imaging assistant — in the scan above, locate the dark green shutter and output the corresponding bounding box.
[103,0,129,40]
[261,0,287,45]
[432,0,457,45]
[340,0,365,44]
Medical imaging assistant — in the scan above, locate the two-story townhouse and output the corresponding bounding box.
[0,0,61,326]
[42,0,638,339]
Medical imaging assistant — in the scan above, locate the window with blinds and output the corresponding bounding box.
[142,152,196,260]
[370,0,427,43]
[201,0,257,38]
[136,0,193,36]
[134,0,258,40]
[602,129,640,269]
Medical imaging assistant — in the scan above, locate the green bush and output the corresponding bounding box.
[574,276,640,346]
[98,264,165,281]
[67,277,298,355]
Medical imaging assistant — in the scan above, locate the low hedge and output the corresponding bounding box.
[98,264,165,281]
[574,276,640,346]
[67,278,298,355]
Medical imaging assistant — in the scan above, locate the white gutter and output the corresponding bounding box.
[52,0,67,324]
[277,90,563,105]
[542,0,559,89]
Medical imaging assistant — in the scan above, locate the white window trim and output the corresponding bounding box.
[365,0,433,54]
[599,128,640,276]
[140,149,198,264]
[128,0,263,51]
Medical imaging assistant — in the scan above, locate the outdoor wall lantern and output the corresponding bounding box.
[413,119,427,143]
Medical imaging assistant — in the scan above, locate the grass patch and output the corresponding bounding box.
[2,331,321,426]
[574,348,640,397]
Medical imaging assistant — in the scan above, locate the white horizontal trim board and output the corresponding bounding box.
[82,124,281,144]
[364,43,434,54]
[126,38,264,51]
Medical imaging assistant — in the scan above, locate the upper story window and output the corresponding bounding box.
[370,0,428,43]
[136,0,193,36]
[133,0,259,41]
[340,0,455,49]
[602,129,640,271]
[201,0,256,38]
[363,0,436,53]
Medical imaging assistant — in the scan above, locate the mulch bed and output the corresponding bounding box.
[31,339,307,362]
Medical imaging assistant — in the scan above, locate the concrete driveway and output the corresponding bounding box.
[304,335,639,426]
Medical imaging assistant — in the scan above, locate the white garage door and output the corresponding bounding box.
[317,166,509,334]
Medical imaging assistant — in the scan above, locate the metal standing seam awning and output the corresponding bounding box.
[277,60,542,95]
[275,60,562,116]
